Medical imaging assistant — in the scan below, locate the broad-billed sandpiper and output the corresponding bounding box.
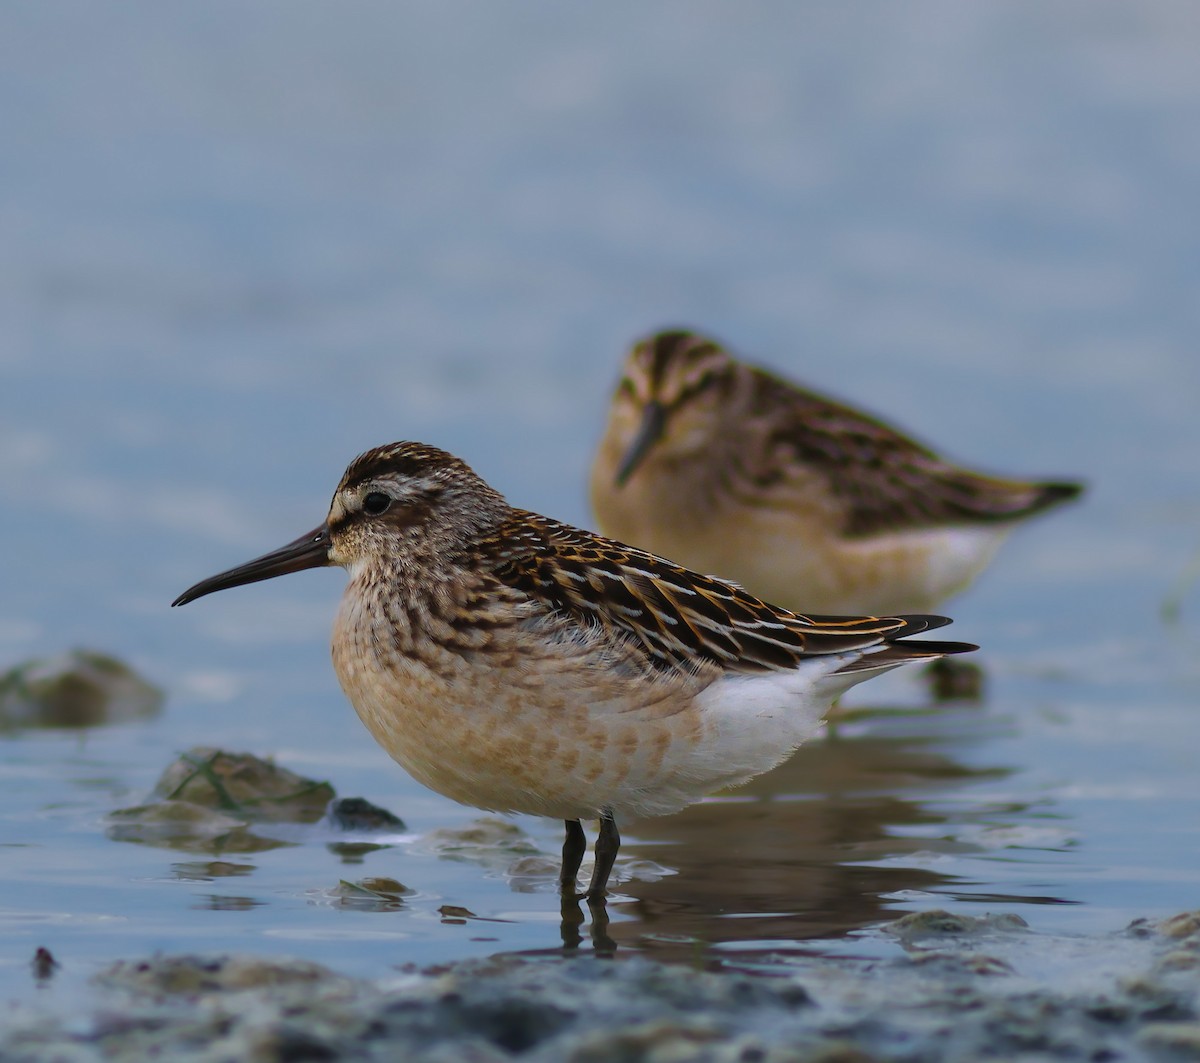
[592,330,1083,617]
[174,441,975,900]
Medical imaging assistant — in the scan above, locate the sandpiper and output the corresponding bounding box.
[591,329,1083,616]
[174,441,976,900]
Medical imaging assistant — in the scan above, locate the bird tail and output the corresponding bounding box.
[1031,480,1085,512]
[829,611,976,678]
[833,638,977,676]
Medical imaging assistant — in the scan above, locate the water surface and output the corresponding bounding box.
[1,0,1198,1007]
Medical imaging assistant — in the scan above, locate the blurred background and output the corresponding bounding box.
[1,0,1198,995]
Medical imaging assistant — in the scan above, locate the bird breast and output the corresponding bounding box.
[329,578,748,820]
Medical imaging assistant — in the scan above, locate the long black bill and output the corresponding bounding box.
[171,525,332,607]
[614,400,666,486]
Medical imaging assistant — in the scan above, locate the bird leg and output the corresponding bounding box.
[585,810,620,902]
[560,818,587,894]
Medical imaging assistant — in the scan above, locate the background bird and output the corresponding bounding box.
[592,329,1083,617]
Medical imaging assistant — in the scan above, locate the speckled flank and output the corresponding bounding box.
[333,580,720,820]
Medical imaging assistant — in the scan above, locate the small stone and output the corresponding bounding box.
[505,854,561,880]
[0,650,164,729]
[1158,950,1200,973]
[908,951,1014,976]
[803,1046,883,1063]
[887,910,974,936]
[424,817,536,853]
[1137,1021,1200,1054]
[332,878,413,911]
[1156,912,1200,941]
[325,796,406,832]
[31,947,58,982]
[152,748,336,823]
[885,909,1028,939]
[566,1020,723,1063]
[96,954,342,996]
[439,905,477,921]
[171,861,256,881]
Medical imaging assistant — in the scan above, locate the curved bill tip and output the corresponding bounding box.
[172,525,332,607]
[614,400,666,487]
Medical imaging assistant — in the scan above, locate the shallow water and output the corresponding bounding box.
[2,0,1199,1009]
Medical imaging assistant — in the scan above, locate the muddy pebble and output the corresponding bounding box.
[325,796,406,832]
[422,816,539,854]
[330,877,414,911]
[1155,912,1200,941]
[885,908,1029,941]
[417,816,542,877]
[100,953,341,996]
[0,649,163,729]
[107,750,352,853]
[1137,1021,1200,1055]
[152,747,336,821]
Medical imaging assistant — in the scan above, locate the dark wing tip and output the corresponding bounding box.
[886,617,976,655]
[1039,480,1085,506]
[834,638,978,675]
[889,613,954,636]
[897,639,978,656]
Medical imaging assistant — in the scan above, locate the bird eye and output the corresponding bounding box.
[362,492,392,515]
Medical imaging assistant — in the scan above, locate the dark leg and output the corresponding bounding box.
[585,811,620,902]
[560,819,586,895]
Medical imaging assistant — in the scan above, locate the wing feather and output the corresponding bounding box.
[482,512,971,677]
[747,369,1082,536]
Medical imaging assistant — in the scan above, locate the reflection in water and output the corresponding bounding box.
[560,896,616,956]
[922,658,986,703]
[96,699,1073,966]
[171,860,257,881]
[552,706,1044,959]
[106,808,293,856]
[331,877,413,912]
[192,894,267,912]
[327,841,394,865]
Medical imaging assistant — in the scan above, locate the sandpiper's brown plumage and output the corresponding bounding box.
[592,330,1083,616]
[174,441,975,900]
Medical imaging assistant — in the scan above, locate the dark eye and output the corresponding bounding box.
[362,492,392,515]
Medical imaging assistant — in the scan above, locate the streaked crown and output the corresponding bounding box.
[607,329,741,484]
[619,329,735,409]
[327,442,508,567]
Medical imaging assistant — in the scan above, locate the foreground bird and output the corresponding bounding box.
[592,330,1083,616]
[174,442,976,900]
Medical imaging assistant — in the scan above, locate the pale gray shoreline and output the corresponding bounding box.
[6,909,1199,1062]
